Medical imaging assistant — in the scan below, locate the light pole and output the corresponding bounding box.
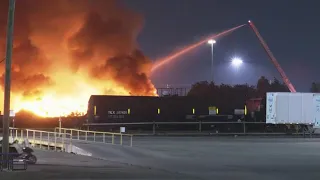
[207,39,216,82]
[2,0,16,169]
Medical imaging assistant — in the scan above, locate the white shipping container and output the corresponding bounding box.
[266,92,316,124]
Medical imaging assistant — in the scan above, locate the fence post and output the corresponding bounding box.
[62,133,65,152]
[120,134,123,145]
[33,131,35,142]
[85,132,87,141]
[112,134,114,144]
[199,120,202,132]
[77,131,80,140]
[54,132,57,151]
[21,129,23,139]
[243,122,246,134]
[103,133,105,143]
[94,132,96,142]
[153,122,156,135]
[27,129,29,139]
[70,134,72,153]
[15,129,18,139]
[130,135,133,147]
[40,131,42,149]
[47,133,50,150]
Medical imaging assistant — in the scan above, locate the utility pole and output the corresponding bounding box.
[2,0,16,169]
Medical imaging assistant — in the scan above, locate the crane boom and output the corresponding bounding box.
[248,21,296,93]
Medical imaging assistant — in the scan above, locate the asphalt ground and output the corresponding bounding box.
[2,136,320,180]
[75,136,320,180]
[0,149,190,180]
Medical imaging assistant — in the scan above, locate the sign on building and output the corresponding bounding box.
[208,106,217,115]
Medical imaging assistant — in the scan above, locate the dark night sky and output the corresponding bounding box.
[124,0,320,91]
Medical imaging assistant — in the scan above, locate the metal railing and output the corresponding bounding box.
[83,121,317,136]
[54,127,133,147]
[8,128,73,152]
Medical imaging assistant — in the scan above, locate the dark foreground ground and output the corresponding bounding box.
[0,165,189,180]
[2,137,320,180]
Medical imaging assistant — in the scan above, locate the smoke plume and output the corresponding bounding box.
[91,49,154,95]
[0,0,156,115]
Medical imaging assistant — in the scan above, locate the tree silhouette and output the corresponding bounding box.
[188,81,256,113]
[269,77,289,92]
[256,76,289,96]
[256,76,270,97]
[188,81,217,100]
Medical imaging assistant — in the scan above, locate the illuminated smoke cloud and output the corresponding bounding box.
[91,50,155,95]
[0,0,156,110]
[67,6,155,95]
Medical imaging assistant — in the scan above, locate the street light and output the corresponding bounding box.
[208,39,216,45]
[207,39,216,82]
[231,57,243,68]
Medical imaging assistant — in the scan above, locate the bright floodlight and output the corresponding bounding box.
[207,39,216,45]
[231,58,243,67]
[248,20,251,23]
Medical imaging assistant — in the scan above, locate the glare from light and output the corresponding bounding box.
[207,39,216,45]
[231,58,243,67]
[248,20,251,23]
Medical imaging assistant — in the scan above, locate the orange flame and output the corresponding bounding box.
[0,0,157,117]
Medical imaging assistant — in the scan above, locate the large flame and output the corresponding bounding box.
[0,0,157,117]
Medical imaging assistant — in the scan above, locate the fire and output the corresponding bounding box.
[0,0,157,117]
[13,95,91,117]
[11,69,133,117]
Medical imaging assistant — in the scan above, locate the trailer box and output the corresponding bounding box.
[266,92,318,124]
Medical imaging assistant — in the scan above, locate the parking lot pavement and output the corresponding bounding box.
[3,137,320,180]
[0,149,191,180]
[75,136,320,180]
